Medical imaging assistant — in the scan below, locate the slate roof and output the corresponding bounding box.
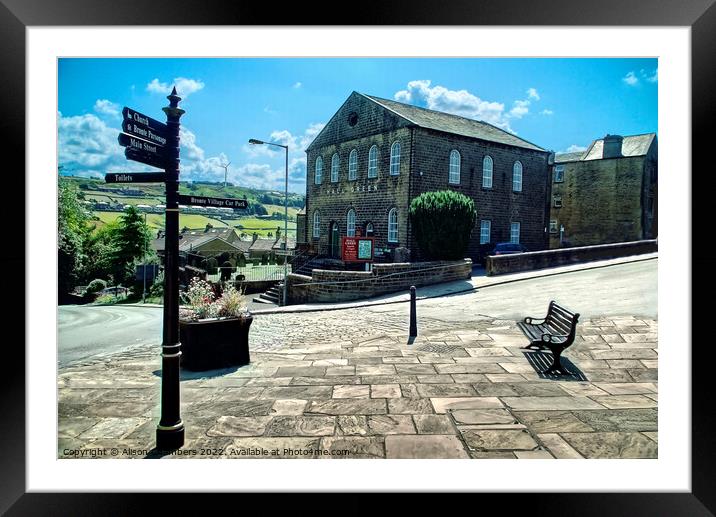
[362,93,546,152]
[249,238,277,252]
[555,133,656,163]
[179,236,249,254]
[152,227,242,253]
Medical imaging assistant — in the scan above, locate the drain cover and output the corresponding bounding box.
[416,343,465,354]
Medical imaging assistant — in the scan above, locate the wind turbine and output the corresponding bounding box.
[219,161,231,187]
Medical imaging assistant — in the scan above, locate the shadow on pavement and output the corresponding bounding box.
[152,366,241,380]
[522,350,587,381]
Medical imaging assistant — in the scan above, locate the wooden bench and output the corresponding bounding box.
[517,301,580,375]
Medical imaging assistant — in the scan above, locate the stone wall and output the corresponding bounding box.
[285,259,472,304]
[485,240,657,276]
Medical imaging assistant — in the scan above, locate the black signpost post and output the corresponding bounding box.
[112,91,185,451]
[156,88,185,451]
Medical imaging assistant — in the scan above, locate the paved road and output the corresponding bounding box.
[58,305,162,367]
[58,259,656,365]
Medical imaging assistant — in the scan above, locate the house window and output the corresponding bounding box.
[480,220,491,245]
[313,211,320,238]
[365,222,374,236]
[510,222,521,244]
[368,145,378,178]
[553,195,562,208]
[390,141,401,176]
[449,150,461,184]
[331,153,339,182]
[549,220,559,233]
[314,156,323,185]
[554,165,565,183]
[388,208,398,242]
[348,149,358,180]
[482,155,493,188]
[347,209,356,237]
[513,161,523,192]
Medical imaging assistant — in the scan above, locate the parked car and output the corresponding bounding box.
[489,242,529,256]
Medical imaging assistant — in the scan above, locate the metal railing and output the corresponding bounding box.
[207,264,289,283]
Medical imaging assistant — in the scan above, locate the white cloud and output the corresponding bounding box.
[623,71,639,86]
[239,122,325,193]
[58,113,127,176]
[565,144,587,153]
[93,99,120,118]
[509,99,530,119]
[642,68,658,83]
[293,82,302,89]
[394,80,544,133]
[146,77,205,98]
[540,109,554,116]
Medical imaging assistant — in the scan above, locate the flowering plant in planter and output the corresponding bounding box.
[180,278,249,321]
[179,278,252,371]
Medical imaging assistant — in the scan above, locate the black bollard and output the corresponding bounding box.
[409,285,417,338]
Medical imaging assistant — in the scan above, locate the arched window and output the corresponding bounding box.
[348,149,358,180]
[449,150,461,184]
[482,155,493,188]
[313,211,320,238]
[347,209,356,237]
[365,222,374,236]
[368,145,378,178]
[388,208,398,243]
[331,153,339,183]
[513,161,523,192]
[314,156,323,185]
[390,142,401,176]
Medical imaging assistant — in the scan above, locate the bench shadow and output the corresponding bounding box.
[522,350,588,381]
[152,366,241,381]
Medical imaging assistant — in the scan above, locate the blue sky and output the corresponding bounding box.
[58,58,657,193]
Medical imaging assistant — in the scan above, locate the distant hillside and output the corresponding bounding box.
[61,176,304,237]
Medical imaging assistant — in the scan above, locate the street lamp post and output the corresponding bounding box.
[249,138,289,306]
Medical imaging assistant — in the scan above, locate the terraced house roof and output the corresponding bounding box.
[555,133,657,163]
[362,94,546,152]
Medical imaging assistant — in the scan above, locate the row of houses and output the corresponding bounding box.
[151,224,296,266]
[293,91,657,263]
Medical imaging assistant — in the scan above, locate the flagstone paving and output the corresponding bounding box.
[58,312,657,459]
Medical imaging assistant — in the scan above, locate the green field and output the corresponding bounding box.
[85,194,163,205]
[223,217,297,237]
[263,204,300,219]
[93,211,230,230]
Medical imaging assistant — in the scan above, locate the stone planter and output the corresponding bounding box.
[179,315,253,371]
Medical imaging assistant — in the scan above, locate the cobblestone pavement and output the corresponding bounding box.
[58,307,657,459]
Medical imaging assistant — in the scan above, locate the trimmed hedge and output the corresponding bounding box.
[409,190,476,260]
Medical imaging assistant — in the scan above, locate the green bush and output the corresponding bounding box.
[260,254,269,266]
[409,190,476,260]
[252,258,260,266]
[275,254,285,266]
[201,257,219,275]
[236,253,247,268]
[220,261,233,282]
[86,279,108,294]
[149,272,164,298]
[268,251,276,265]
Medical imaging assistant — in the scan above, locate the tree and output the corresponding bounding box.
[82,222,119,284]
[409,190,476,260]
[112,205,151,285]
[58,180,91,295]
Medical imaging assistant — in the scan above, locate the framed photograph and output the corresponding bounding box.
[5,0,711,511]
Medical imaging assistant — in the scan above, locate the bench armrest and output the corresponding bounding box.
[541,333,568,343]
[524,316,546,325]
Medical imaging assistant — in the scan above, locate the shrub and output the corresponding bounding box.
[260,254,268,266]
[201,257,219,275]
[252,258,260,266]
[220,261,233,282]
[268,251,276,265]
[86,279,107,294]
[275,254,285,266]
[409,190,476,260]
[236,253,247,268]
[149,271,164,298]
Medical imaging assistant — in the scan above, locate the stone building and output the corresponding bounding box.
[301,91,552,263]
[549,133,657,248]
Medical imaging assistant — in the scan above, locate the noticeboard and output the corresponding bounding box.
[342,237,374,262]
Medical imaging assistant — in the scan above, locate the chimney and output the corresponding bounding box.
[205,223,213,233]
[603,134,623,159]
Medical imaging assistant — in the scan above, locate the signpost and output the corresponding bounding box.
[104,172,166,183]
[177,194,248,210]
[110,92,249,452]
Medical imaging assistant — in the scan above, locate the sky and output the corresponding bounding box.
[58,58,658,194]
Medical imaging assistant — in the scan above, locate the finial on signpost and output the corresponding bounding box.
[164,86,185,119]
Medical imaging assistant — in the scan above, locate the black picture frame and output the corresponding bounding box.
[4,0,711,513]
